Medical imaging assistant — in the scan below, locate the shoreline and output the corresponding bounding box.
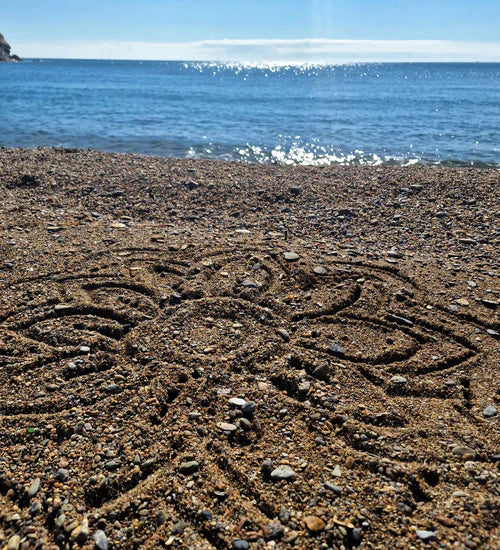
[0,147,498,549]
[1,145,498,169]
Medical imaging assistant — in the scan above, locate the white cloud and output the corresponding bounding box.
[15,38,500,62]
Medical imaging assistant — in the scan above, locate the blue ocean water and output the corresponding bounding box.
[1,60,499,166]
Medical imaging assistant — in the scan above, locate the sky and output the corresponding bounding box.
[2,0,500,61]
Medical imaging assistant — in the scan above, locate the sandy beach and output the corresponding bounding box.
[0,148,498,549]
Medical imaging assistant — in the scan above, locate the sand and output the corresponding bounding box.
[0,148,498,549]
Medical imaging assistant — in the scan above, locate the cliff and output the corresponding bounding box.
[0,33,20,62]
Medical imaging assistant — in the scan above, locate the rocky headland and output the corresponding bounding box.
[0,33,20,62]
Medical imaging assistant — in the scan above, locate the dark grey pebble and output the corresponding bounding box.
[396,502,413,515]
[54,468,69,482]
[350,527,363,545]
[240,418,252,430]
[156,510,167,525]
[324,482,342,495]
[233,541,249,550]
[179,461,199,474]
[386,313,414,327]
[313,362,330,380]
[327,344,345,357]
[200,510,213,521]
[261,459,273,479]
[242,400,256,415]
[279,507,291,524]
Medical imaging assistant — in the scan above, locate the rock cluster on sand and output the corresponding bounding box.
[0,33,20,62]
[0,148,498,549]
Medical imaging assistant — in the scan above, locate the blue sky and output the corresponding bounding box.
[3,0,500,61]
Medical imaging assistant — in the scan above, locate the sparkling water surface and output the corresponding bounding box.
[1,60,499,166]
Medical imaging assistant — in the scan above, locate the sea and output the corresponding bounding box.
[1,60,499,166]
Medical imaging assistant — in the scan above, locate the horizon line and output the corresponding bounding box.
[18,58,500,64]
[13,38,500,63]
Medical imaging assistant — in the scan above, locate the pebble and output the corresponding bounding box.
[27,477,40,497]
[396,502,413,515]
[483,405,497,417]
[345,456,355,469]
[217,422,237,433]
[351,527,363,545]
[297,380,311,394]
[79,345,91,353]
[172,520,187,534]
[283,252,300,261]
[303,515,326,532]
[179,461,199,474]
[105,460,118,470]
[200,510,212,521]
[156,510,167,525]
[386,313,414,327]
[313,266,327,275]
[312,362,330,380]
[452,446,476,459]
[327,344,345,357]
[277,327,290,341]
[70,518,89,543]
[279,507,291,524]
[242,400,256,415]
[233,541,250,550]
[391,375,407,384]
[416,530,437,542]
[7,536,21,550]
[486,328,499,338]
[270,465,296,481]
[324,482,342,495]
[332,464,342,477]
[261,459,273,479]
[94,530,109,550]
[54,468,69,482]
[228,397,247,408]
[240,417,252,430]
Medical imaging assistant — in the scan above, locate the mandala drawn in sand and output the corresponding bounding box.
[0,245,485,547]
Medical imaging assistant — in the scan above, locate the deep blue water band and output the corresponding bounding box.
[1,60,499,166]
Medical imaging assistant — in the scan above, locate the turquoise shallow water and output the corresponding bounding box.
[1,60,499,166]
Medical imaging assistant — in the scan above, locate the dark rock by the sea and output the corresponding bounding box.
[0,33,20,62]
